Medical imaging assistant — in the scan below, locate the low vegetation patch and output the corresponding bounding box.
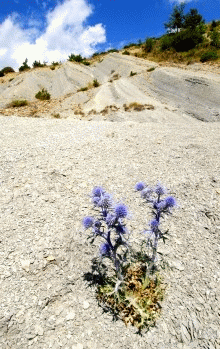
[1,67,15,75]
[147,67,156,72]
[123,102,155,112]
[19,59,31,72]
[122,50,130,55]
[93,79,100,87]
[52,113,61,118]
[8,99,29,108]
[200,51,218,62]
[35,88,51,100]
[130,71,137,76]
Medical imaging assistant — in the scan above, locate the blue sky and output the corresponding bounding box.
[0,0,220,70]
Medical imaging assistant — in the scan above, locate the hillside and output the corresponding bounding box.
[0,52,220,123]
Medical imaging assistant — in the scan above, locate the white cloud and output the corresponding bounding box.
[0,0,106,70]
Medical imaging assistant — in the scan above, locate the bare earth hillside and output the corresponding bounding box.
[0,53,220,349]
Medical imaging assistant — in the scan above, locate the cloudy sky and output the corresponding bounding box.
[0,0,219,70]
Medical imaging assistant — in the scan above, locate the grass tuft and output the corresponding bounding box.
[8,99,28,108]
[35,88,51,100]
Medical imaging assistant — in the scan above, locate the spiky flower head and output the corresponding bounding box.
[105,213,116,226]
[141,187,153,199]
[115,204,128,218]
[165,196,176,208]
[82,216,94,229]
[135,182,146,191]
[97,192,113,209]
[154,182,166,196]
[92,186,105,198]
[149,219,160,232]
[100,243,111,256]
[153,200,166,211]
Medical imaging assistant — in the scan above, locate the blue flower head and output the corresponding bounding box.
[165,196,176,208]
[153,200,166,211]
[154,182,166,196]
[115,204,128,218]
[135,182,146,191]
[141,187,153,199]
[97,192,113,209]
[149,219,159,231]
[105,213,116,226]
[82,216,94,229]
[100,243,111,256]
[92,186,105,198]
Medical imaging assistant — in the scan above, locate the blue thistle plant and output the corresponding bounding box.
[135,181,177,275]
[82,187,131,292]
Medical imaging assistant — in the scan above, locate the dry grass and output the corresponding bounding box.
[97,262,166,331]
[8,99,29,108]
[123,102,155,112]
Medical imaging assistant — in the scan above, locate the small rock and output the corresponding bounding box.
[21,260,30,272]
[83,301,90,309]
[66,312,75,320]
[171,261,185,271]
[72,344,84,349]
[35,325,44,336]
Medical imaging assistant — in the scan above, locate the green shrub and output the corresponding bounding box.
[200,51,218,62]
[107,49,119,53]
[51,61,60,66]
[122,50,130,55]
[130,71,137,76]
[0,71,4,77]
[78,86,88,92]
[19,59,31,72]
[147,67,155,72]
[123,43,135,49]
[1,66,15,74]
[144,38,154,52]
[160,35,174,51]
[35,88,51,100]
[171,28,204,52]
[33,60,44,68]
[93,79,100,87]
[82,61,91,66]
[50,66,55,70]
[210,28,220,47]
[68,54,84,62]
[210,20,218,31]
[52,113,60,118]
[8,100,28,107]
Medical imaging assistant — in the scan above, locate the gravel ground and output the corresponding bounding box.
[0,114,220,349]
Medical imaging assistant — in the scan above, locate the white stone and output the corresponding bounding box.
[66,312,75,320]
[83,301,90,309]
[21,260,30,272]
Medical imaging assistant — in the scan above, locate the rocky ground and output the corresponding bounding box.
[0,53,220,348]
[0,113,220,348]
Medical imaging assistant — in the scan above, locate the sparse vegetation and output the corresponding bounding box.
[200,51,218,62]
[1,67,15,75]
[82,61,91,66]
[210,28,220,47]
[93,79,100,87]
[0,71,4,77]
[78,86,88,92]
[32,60,45,68]
[147,67,156,72]
[107,49,119,53]
[19,59,31,72]
[130,71,137,76]
[50,66,55,70]
[144,38,155,52]
[8,100,28,108]
[52,113,61,118]
[122,50,130,55]
[35,88,51,100]
[123,102,155,112]
[68,54,84,62]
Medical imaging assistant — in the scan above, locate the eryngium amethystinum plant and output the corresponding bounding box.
[135,181,177,275]
[82,183,177,331]
[83,186,130,293]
